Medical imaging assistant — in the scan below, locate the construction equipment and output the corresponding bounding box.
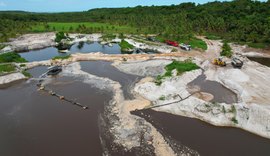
[231,56,243,68]
[212,57,226,66]
[166,40,179,47]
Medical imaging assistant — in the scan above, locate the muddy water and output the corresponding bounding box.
[248,57,270,67]
[1,62,270,156]
[19,42,122,62]
[80,61,142,99]
[188,74,238,104]
[133,109,270,156]
[0,69,112,156]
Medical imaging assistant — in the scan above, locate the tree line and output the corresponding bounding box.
[0,0,269,47]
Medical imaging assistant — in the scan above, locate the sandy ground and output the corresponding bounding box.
[0,72,26,85]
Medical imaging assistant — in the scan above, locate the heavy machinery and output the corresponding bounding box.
[212,57,226,66]
[231,56,244,68]
[166,40,179,47]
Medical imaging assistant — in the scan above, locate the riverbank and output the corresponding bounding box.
[1,34,270,153]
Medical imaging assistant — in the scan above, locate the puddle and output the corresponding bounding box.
[80,61,142,100]
[133,109,270,156]
[188,74,238,104]
[248,57,270,67]
[19,41,122,62]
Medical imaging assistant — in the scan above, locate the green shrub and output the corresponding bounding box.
[231,117,238,124]
[20,64,26,67]
[220,42,232,58]
[22,70,32,78]
[155,75,163,86]
[159,95,166,101]
[55,31,69,43]
[0,52,27,63]
[119,39,134,52]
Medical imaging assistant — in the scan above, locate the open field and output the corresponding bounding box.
[31,22,137,34]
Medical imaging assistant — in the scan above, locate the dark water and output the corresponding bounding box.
[248,57,270,67]
[188,74,238,104]
[19,42,122,62]
[80,61,141,100]
[133,109,270,156]
[0,69,112,156]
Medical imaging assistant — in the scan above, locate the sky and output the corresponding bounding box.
[0,0,218,12]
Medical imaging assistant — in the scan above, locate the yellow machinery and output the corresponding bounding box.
[212,57,226,66]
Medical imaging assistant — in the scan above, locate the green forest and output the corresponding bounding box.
[0,0,270,48]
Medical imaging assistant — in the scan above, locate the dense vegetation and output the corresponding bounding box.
[155,60,199,85]
[0,52,27,63]
[0,0,269,48]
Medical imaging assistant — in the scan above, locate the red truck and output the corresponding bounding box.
[165,40,179,47]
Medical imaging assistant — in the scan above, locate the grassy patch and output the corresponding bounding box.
[180,38,207,50]
[31,22,136,34]
[119,40,134,52]
[0,64,16,74]
[52,55,71,60]
[22,70,32,78]
[155,60,199,85]
[165,60,199,76]
[0,52,27,63]
[220,42,232,58]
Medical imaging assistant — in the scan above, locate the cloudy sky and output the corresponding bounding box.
[0,0,219,12]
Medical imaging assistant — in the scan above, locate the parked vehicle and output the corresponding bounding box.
[180,43,191,51]
[231,56,244,68]
[166,40,179,47]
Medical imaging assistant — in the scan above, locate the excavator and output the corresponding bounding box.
[212,57,226,66]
